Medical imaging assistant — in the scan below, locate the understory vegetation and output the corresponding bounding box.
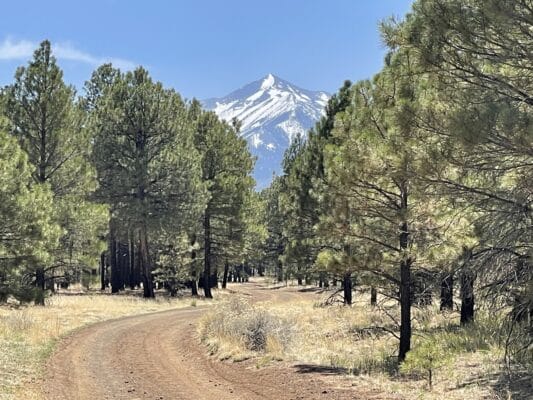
[200,286,530,399]
[199,296,294,361]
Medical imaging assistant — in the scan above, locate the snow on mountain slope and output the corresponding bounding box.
[203,74,329,189]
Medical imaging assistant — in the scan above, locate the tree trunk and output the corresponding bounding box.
[203,211,213,298]
[134,239,142,288]
[343,273,352,306]
[460,270,475,325]
[370,286,377,306]
[35,267,46,305]
[222,261,229,289]
[34,122,47,306]
[440,273,453,311]
[109,222,120,294]
[209,272,218,288]
[190,235,198,296]
[129,235,135,290]
[398,216,412,363]
[277,259,283,282]
[48,276,55,293]
[191,279,198,296]
[100,252,106,290]
[399,257,412,362]
[119,242,128,290]
[139,225,154,298]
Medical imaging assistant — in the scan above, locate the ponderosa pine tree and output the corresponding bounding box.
[89,67,206,298]
[262,176,286,282]
[279,134,313,285]
[192,109,254,298]
[272,83,355,298]
[3,41,106,303]
[239,190,267,282]
[388,0,532,331]
[309,80,356,296]
[322,46,446,361]
[0,126,60,302]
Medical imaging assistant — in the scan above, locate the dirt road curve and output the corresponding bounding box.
[42,283,370,400]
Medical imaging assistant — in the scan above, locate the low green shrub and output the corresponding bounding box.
[401,337,453,390]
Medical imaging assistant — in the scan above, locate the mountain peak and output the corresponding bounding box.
[203,75,329,189]
[261,73,276,90]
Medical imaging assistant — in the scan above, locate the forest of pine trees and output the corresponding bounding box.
[260,0,532,366]
[0,0,531,370]
[0,41,260,302]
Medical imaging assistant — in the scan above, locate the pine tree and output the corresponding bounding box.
[0,127,60,302]
[322,46,446,361]
[89,67,206,298]
[262,177,286,282]
[3,41,106,303]
[192,110,254,298]
[390,0,532,327]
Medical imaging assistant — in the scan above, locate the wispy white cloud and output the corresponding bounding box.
[0,38,136,70]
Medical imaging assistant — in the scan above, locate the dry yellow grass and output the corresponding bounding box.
[0,293,202,400]
[200,290,511,400]
[198,296,294,363]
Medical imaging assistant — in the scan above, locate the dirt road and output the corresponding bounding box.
[41,282,368,400]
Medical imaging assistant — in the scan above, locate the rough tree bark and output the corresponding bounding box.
[371,286,377,306]
[109,222,120,294]
[128,233,135,290]
[440,273,453,311]
[399,255,412,362]
[190,234,198,296]
[460,270,475,325]
[100,252,106,290]
[222,261,229,289]
[139,224,154,298]
[343,273,352,306]
[203,211,213,298]
[35,268,46,305]
[398,186,412,363]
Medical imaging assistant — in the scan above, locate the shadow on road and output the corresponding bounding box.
[293,364,349,375]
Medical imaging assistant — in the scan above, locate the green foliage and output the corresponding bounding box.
[261,177,286,281]
[192,108,255,296]
[241,191,268,268]
[2,40,106,299]
[89,66,207,297]
[402,313,505,389]
[0,128,60,302]
[401,337,452,389]
[91,67,206,232]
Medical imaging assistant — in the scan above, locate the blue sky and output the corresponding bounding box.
[0,1,413,99]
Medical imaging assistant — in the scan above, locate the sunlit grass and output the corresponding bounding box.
[200,289,509,399]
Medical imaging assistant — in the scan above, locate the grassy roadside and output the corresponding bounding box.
[198,289,523,400]
[0,292,204,400]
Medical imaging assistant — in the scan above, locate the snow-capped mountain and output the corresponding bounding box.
[203,74,329,189]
